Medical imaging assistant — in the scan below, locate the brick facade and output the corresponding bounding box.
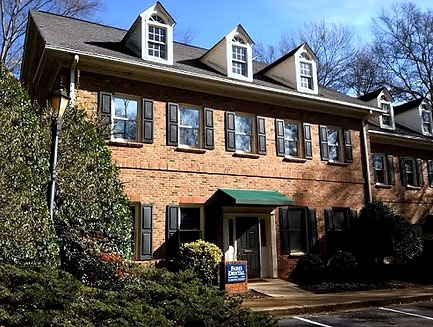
[370,142,433,223]
[75,71,367,278]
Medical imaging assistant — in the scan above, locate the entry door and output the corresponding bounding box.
[236,217,260,279]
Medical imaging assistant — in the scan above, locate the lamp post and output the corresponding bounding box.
[48,82,70,223]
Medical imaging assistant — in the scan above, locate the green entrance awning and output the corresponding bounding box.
[218,188,294,206]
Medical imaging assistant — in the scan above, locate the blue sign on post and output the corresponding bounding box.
[226,263,247,283]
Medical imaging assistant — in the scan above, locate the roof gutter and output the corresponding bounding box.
[44,44,383,115]
[369,129,433,147]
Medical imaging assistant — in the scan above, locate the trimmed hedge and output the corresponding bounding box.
[327,251,358,281]
[291,254,325,284]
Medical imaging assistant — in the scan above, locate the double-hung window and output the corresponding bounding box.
[179,207,202,244]
[148,15,167,59]
[327,128,341,161]
[325,208,357,252]
[373,154,386,184]
[232,36,247,77]
[279,207,318,255]
[113,96,138,141]
[284,122,300,157]
[300,62,313,90]
[399,157,424,188]
[235,114,253,153]
[403,157,416,186]
[179,106,200,147]
[422,105,432,135]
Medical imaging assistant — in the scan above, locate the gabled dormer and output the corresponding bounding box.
[395,98,433,136]
[122,2,176,65]
[359,87,395,130]
[200,25,254,82]
[259,43,319,95]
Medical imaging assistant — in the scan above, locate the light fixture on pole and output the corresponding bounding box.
[48,81,70,223]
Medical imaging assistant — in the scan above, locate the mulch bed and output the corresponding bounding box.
[299,280,420,294]
[225,289,270,301]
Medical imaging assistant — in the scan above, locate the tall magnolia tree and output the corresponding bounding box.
[372,1,433,101]
[0,0,101,74]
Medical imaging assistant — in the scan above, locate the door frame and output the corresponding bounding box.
[223,210,277,279]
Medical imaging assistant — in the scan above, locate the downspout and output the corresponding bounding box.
[69,55,79,105]
[361,118,373,204]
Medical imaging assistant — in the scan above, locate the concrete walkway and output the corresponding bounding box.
[244,279,433,317]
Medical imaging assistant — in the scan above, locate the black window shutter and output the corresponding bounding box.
[204,108,214,150]
[275,119,285,157]
[166,103,179,146]
[166,205,179,256]
[279,208,290,254]
[307,208,318,252]
[416,158,424,187]
[257,116,267,155]
[225,111,236,152]
[428,160,433,187]
[140,204,152,260]
[303,123,313,159]
[319,125,329,161]
[99,91,112,139]
[324,208,334,233]
[142,99,153,144]
[399,157,407,186]
[343,129,353,163]
[387,155,395,185]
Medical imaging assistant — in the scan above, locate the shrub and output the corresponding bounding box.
[291,254,325,284]
[0,66,59,267]
[176,240,222,286]
[326,251,358,281]
[354,201,423,264]
[0,263,277,327]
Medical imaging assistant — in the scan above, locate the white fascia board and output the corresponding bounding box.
[44,44,383,115]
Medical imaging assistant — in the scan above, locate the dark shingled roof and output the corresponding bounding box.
[358,87,386,102]
[369,121,432,140]
[29,10,373,108]
[394,98,424,115]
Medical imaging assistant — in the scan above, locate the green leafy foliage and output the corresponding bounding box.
[291,254,325,285]
[0,264,277,327]
[176,240,223,286]
[326,251,358,281]
[354,201,423,264]
[0,66,59,267]
[56,105,132,261]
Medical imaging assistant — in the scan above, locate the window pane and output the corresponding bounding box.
[285,140,298,156]
[381,103,391,113]
[285,123,298,140]
[373,155,384,170]
[113,120,137,140]
[235,115,252,134]
[114,98,137,119]
[300,62,312,76]
[333,210,346,231]
[180,231,201,244]
[113,120,125,138]
[180,108,199,128]
[329,145,339,161]
[232,46,246,61]
[300,76,312,89]
[232,61,246,76]
[328,129,339,145]
[289,231,304,252]
[180,208,200,230]
[382,115,391,127]
[236,135,252,152]
[179,127,199,147]
[288,209,304,230]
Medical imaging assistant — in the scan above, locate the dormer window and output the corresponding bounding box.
[300,62,313,89]
[422,104,433,135]
[148,16,167,60]
[231,36,248,77]
[379,95,395,129]
[122,2,175,65]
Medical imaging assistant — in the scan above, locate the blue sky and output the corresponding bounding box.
[102,0,432,49]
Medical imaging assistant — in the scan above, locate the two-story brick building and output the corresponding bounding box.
[21,3,421,280]
[359,88,433,227]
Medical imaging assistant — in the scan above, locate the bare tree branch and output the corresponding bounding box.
[0,0,102,74]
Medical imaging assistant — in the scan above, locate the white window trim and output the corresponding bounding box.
[378,93,395,130]
[234,112,256,154]
[403,157,417,187]
[141,12,174,65]
[178,205,205,242]
[111,93,140,142]
[284,120,303,158]
[226,32,253,82]
[178,104,202,149]
[147,23,168,59]
[420,103,433,136]
[327,126,343,163]
[295,49,318,94]
[372,153,388,185]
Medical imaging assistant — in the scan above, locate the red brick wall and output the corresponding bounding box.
[75,71,367,278]
[370,142,433,223]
